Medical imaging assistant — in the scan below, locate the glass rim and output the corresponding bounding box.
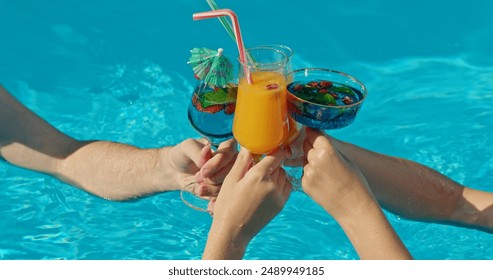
[238,46,289,70]
[256,44,294,58]
[287,68,368,109]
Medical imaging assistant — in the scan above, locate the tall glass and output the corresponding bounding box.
[256,44,300,145]
[257,44,294,73]
[232,46,289,157]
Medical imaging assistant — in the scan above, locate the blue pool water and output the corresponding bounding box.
[1,0,493,259]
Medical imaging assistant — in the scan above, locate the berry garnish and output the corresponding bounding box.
[224,103,235,115]
[319,88,329,94]
[330,93,338,99]
[202,104,225,113]
[193,99,204,111]
[307,81,319,88]
[266,83,279,90]
[293,84,303,91]
[319,80,333,88]
[342,96,354,105]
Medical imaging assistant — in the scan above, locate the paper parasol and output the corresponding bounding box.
[187,47,233,87]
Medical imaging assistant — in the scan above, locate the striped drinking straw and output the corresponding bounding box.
[192,9,252,84]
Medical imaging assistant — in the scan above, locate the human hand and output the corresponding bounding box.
[202,147,292,259]
[163,138,237,197]
[195,138,238,197]
[302,128,376,221]
[302,128,412,259]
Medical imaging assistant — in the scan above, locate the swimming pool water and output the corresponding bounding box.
[1,0,493,259]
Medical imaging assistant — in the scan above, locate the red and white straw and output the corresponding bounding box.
[193,9,252,84]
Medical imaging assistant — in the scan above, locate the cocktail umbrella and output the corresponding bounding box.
[187,47,233,87]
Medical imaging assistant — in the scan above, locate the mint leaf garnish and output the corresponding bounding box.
[331,85,355,97]
[200,87,237,108]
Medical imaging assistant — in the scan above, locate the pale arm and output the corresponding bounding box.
[331,137,493,232]
[203,148,292,259]
[333,195,412,259]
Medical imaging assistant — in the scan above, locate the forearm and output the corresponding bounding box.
[312,179,412,259]
[1,85,181,200]
[332,139,463,219]
[1,139,176,200]
[332,138,493,230]
[338,203,412,260]
[56,141,176,200]
[1,84,80,174]
[203,220,248,260]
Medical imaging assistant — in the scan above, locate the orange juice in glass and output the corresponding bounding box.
[233,46,289,155]
[258,44,301,146]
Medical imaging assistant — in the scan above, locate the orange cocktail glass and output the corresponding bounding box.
[232,46,289,156]
[256,44,301,146]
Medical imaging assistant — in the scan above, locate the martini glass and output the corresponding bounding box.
[284,68,368,190]
[286,68,367,130]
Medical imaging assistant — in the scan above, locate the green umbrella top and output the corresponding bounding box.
[187,47,233,87]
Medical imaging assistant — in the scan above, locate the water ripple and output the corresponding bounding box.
[2,46,493,260]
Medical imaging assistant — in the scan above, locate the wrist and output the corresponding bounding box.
[334,201,412,260]
[203,219,250,260]
[154,147,181,192]
[313,180,377,221]
[334,199,385,231]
